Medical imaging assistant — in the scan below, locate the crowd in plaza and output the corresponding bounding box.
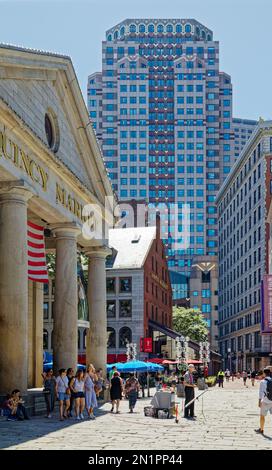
[1,363,272,436]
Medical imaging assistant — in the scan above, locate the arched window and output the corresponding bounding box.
[120,26,125,36]
[157,24,164,33]
[185,24,192,33]
[195,26,200,37]
[119,327,132,348]
[43,329,49,350]
[129,24,136,33]
[139,24,146,33]
[148,23,155,33]
[166,24,173,33]
[107,34,112,42]
[176,24,182,33]
[107,327,116,348]
[114,30,119,40]
[202,30,206,40]
[207,34,212,41]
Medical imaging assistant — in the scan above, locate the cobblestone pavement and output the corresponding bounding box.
[1,380,272,450]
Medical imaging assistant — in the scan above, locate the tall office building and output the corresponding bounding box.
[233,118,258,160]
[217,121,272,371]
[88,19,235,345]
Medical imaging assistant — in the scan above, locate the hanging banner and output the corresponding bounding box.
[144,337,153,353]
[261,275,272,334]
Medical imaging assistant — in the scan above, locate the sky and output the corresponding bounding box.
[0,0,271,120]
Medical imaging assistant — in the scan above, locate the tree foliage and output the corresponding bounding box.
[172,306,208,342]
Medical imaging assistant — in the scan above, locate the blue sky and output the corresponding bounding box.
[1,0,271,120]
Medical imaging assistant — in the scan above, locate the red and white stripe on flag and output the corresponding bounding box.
[27,221,49,283]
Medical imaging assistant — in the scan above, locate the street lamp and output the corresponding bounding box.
[126,342,137,362]
[227,348,231,372]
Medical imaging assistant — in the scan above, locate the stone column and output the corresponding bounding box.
[85,246,111,374]
[0,185,33,395]
[51,223,81,374]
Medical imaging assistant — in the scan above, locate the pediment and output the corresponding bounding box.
[0,46,113,207]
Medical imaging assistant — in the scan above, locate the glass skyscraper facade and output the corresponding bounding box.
[88,19,235,306]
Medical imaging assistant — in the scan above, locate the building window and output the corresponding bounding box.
[83,329,87,350]
[119,300,132,317]
[106,278,115,293]
[119,277,132,293]
[107,300,116,318]
[254,331,261,349]
[45,110,60,153]
[119,327,132,348]
[202,272,211,283]
[107,327,116,348]
[43,329,49,349]
[43,302,49,320]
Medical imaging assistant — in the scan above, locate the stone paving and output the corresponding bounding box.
[1,380,272,450]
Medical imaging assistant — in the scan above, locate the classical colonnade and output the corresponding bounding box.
[0,183,110,395]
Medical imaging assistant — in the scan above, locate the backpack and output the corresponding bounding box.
[265,378,272,401]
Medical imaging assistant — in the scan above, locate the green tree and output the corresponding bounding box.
[172,306,208,342]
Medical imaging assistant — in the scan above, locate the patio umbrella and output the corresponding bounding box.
[107,361,163,373]
[43,362,86,372]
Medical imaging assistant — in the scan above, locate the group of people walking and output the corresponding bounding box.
[109,367,141,414]
[42,364,103,421]
[217,369,258,387]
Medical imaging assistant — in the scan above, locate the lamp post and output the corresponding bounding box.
[200,341,210,369]
[227,348,231,372]
[126,342,137,362]
[176,335,189,369]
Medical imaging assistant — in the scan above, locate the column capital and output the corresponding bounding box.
[84,245,112,259]
[0,180,34,205]
[50,222,81,240]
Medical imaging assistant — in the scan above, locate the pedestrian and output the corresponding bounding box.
[217,370,225,388]
[66,367,75,417]
[154,372,162,392]
[125,373,140,413]
[55,369,70,421]
[5,393,18,421]
[109,365,117,382]
[110,371,123,414]
[138,372,147,398]
[225,369,230,382]
[255,368,272,435]
[42,369,56,418]
[70,369,85,420]
[184,364,197,419]
[95,368,105,398]
[242,370,247,386]
[251,370,256,386]
[84,365,97,420]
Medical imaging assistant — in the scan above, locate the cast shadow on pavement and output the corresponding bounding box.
[0,407,108,450]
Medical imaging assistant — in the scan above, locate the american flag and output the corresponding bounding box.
[27,221,49,283]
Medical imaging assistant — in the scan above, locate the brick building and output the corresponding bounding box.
[106,216,173,361]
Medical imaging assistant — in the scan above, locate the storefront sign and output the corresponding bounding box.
[261,275,272,334]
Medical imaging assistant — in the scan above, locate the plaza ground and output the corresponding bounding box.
[1,380,272,450]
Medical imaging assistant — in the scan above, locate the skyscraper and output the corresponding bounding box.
[233,117,258,160]
[88,19,235,344]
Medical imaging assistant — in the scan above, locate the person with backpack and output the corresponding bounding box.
[255,368,272,434]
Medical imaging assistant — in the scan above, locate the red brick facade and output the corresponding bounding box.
[143,217,173,338]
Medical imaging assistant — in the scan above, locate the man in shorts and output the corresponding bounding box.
[255,368,272,434]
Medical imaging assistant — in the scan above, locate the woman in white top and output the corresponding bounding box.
[70,369,85,420]
[55,369,70,421]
